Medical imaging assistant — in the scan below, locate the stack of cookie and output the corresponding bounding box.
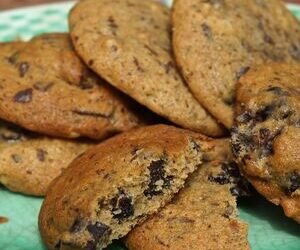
[0,33,151,196]
[0,0,299,249]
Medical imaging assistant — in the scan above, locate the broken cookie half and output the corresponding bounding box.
[125,139,250,250]
[39,125,212,249]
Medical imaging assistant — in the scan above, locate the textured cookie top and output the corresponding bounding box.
[232,63,300,223]
[172,0,300,128]
[125,139,250,250]
[69,0,224,137]
[0,120,91,196]
[39,125,210,249]
[0,33,144,139]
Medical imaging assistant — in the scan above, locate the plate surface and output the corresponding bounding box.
[0,1,300,250]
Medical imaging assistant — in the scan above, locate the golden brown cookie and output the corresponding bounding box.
[0,120,91,196]
[69,0,224,137]
[38,125,214,250]
[232,63,300,223]
[0,33,145,139]
[172,0,300,128]
[125,139,250,250]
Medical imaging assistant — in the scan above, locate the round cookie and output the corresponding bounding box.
[232,63,300,223]
[0,33,145,139]
[69,0,224,137]
[0,120,91,196]
[172,0,300,128]
[39,125,212,250]
[125,139,250,250]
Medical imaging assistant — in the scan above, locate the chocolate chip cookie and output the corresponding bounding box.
[232,63,300,223]
[125,138,250,250]
[172,0,300,128]
[0,119,91,196]
[0,33,145,139]
[69,0,224,137]
[39,125,211,249]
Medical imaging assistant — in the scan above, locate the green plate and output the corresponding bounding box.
[0,1,299,249]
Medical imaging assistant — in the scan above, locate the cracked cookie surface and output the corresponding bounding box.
[232,63,300,223]
[69,0,224,137]
[38,125,211,249]
[0,33,145,139]
[172,0,300,128]
[125,139,250,250]
[0,119,91,196]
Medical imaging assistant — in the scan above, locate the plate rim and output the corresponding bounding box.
[0,0,299,15]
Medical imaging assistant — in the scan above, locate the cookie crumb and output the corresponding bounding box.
[18,62,30,77]
[0,216,8,224]
[13,88,33,103]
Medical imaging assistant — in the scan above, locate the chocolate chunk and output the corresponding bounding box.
[286,172,300,194]
[110,189,134,221]
[144,159,173,198]
[36,148,47,162]
[209,162,252,197]
[266,86,284,95]
[201,23,212,40]
[86,221,111,243]
[231,141,241,156]
[224,95,235,106]
[259,128,282,157]
[232,132,255,155]
[236,111,253,124]
[70,219,85,233]
[72,109,111,118]
[11,154,22,163]
[208,172,230,185]
[18,62,30,77]
[231,125,238,134]
[7,52,19,65]
[279,109,293,120]
[222,162,240,178]
[255,104,275,122]
[236,66,250,80]
[133,57,144,72]
[13,88,33,103]
[33,82,54,92]
[259,128,271,140]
